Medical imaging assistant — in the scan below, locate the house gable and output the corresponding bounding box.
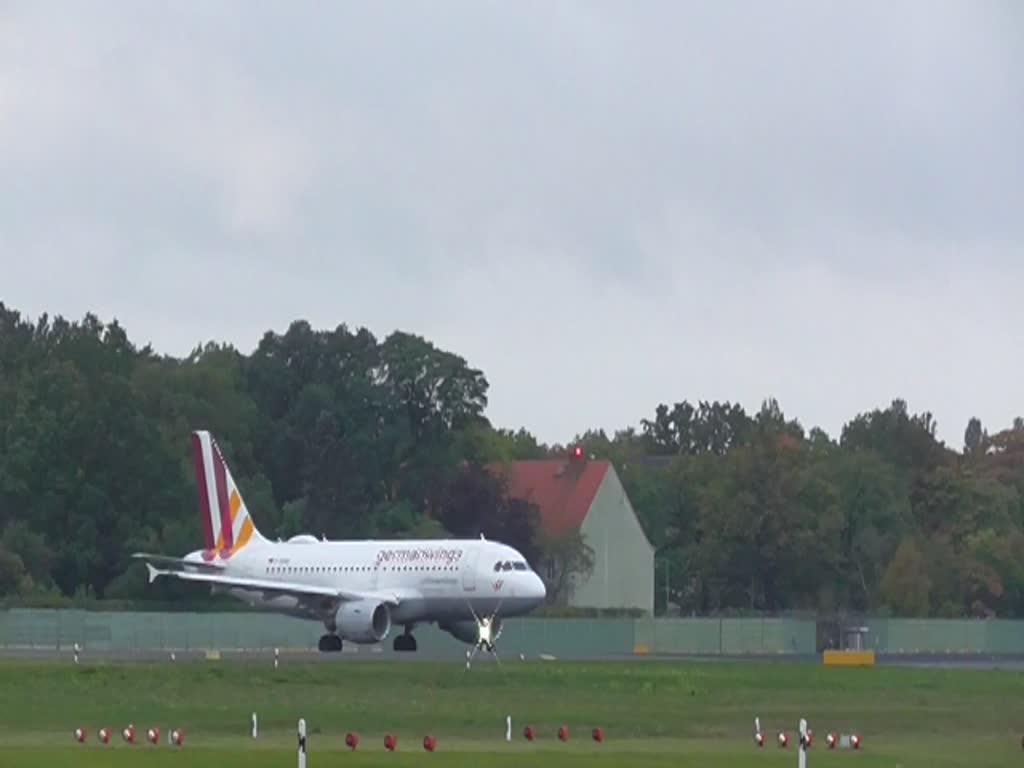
[599,466,655,553]
[572,464,656,613]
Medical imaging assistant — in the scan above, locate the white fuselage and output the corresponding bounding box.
[185,536,546,627]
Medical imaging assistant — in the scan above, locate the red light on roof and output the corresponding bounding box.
[574,446,583,458]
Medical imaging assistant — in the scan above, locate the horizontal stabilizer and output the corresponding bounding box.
[131,553,225,572]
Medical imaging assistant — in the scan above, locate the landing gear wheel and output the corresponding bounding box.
[318,634,342,652]
[393,633,417,652]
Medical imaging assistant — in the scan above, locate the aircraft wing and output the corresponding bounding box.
[132,554,404,606]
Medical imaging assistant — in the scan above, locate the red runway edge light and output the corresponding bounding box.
[592,727,604,743]
[423,735,437,752]
[558,726,569,742]
[74,727,87,744]
[345,732,359,750]
[523,725,535,741]
[384,733,397,751]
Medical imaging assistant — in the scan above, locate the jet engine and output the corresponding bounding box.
[334,600,391,643]
[440,617,503,646]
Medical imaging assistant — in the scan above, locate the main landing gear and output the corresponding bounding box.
[318,626,415,653]
[393,627,417,652]
[318,633,342,652]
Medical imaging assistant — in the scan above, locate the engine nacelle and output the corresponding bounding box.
[439,618,502,645]
[334,600,391,643]
[439,620,478,644]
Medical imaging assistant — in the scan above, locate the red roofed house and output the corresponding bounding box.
[493,451,654,615]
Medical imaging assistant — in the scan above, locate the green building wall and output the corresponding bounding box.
[570,466,655,615]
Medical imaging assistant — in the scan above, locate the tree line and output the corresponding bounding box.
[0,303,1022,618]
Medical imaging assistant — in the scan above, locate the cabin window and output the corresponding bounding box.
[513,562,527,571]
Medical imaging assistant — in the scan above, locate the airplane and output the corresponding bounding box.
[132,430,546,658]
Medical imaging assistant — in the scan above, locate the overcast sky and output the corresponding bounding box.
[2,1,1021,448]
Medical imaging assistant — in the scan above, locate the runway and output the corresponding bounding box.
[2,646,1023,670]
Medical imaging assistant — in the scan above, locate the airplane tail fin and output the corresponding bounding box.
[191,430,268,560]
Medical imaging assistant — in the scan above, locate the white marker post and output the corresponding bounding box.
[798,718,809,768]
[297,718,307,768]
[275,648,280,669]
[73,643,80,664]
[506,715,511,742]
[252,712,258,739]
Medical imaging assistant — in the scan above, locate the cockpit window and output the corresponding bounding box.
[496,560,531,572]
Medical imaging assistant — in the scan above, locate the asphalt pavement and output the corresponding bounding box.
[2,646,1024,670]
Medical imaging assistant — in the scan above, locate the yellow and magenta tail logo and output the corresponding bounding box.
[192,431,257,561]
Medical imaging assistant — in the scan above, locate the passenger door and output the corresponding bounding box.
[461,545,479,592]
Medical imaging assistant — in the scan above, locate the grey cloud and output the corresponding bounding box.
[1,0,1021,447]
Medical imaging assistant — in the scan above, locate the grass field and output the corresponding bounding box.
[0,657,1021,766]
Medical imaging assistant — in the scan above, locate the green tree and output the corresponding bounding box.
[5,300,1024,618]
[964,417,986,455]
[0,544,30,596]
[434,463,541,564]
[831,450,911,611]
[641,400,753,456]
[841,399,950,478]
[880,538,931,616]
[535,528,595,607]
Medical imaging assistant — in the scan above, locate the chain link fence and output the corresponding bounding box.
[1,609,1021,657]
